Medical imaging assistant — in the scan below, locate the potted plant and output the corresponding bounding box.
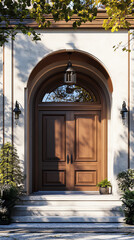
[97,178,112,194]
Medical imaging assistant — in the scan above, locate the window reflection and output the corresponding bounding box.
[42,85,97,103]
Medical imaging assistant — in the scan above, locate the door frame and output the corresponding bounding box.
[33,78,107,192]
[26,50,113,194]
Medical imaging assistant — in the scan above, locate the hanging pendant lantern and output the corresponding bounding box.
[64,57,76,84]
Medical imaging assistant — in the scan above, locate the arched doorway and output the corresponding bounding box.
[27,50,112,193]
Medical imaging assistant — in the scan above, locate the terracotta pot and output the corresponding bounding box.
[99,187,109,194]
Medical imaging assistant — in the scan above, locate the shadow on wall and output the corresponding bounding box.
[0,90,13,145]
[114,40,134,174]
[13,34,52,152]
[14,34,52,85]
[0,35,52,140]
[0,51,2,74]
[114,105,134,179]
[0,35,52,173]
[130,81,134,169]
[67,33,78,50]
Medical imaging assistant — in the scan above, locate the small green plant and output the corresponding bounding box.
[117,169,134,192]
[97,178,111,188]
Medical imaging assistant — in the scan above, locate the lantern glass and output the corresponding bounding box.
[64,61,76,84]
[15,112,19,120]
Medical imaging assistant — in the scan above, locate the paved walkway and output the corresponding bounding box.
[0,232,134,240]
[0,223,134,240]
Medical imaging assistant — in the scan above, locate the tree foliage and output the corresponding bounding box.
[0,0,134,46]
[100,0,134,31]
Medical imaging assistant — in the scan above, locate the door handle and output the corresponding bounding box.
[71,154,73,164]
[67,155,69,164]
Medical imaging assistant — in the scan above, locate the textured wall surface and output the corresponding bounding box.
[0,29,131,195]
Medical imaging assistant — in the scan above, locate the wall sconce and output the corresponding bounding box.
[13,101,21,125]
[120,101,128,124]
[64,53,76,84]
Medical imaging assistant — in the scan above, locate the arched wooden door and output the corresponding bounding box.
[34,80,107,192]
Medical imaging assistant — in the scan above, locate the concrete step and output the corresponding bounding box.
[13,204,122,211]
[18,193,121,207]
[15,199,122,207]
[2,223,134,233]
[12,211,123,217]
[11,216,124,223]
[17,200,121,206]
[19,193,120,202]
[12,193,123,223]
[12,205,123,217]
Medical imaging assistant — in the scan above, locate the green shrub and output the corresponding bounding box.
[117,169,134,192]
[0,143,24,224]
[117,169,134,225]
[0,142,24,191]
[0,184,19,224]
[121,190,134,225]
[0,184,19,209]
[0,207,10,225]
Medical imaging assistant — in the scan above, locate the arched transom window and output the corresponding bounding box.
[42,85,97,103]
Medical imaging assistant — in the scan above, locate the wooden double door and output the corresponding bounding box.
[38,107,105,191]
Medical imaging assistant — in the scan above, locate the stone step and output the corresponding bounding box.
[2,223,134,233]
[12,205,123,217]
[16,200,122,206]
[12,193,123,223]
[11,216,124,223]
[18,194,121,207]
[14,204,122,211]
[12,210,123,217]
[17,200,122,207]
[19,193,120,202]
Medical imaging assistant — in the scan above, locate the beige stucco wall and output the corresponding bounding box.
[0,29,132,195]
[130,30,134,169]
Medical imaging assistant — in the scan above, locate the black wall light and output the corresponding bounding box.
[13,101,21,125]
[120,101,128,124]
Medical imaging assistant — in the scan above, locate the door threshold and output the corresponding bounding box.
[32,191,100,195]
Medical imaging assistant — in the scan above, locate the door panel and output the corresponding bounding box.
[42,171,66,186]
[42,115,65,162]
[75,114,97,161]
[75,170,97,186]
[69,111,101,191]
[38,109,104,191]
[39,112,67,190]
